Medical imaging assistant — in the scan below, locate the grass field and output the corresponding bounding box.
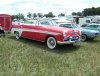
[0,35,100,76]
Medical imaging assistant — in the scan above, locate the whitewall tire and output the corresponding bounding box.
[47,37,57,49]
[15,32,20,39]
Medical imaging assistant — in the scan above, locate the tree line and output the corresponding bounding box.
[12,7,100,20]
[12,12,66,20]
[72,7,100,16]
[12,12,55,20]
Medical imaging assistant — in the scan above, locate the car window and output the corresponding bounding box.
[81,24,88,27]
[40,21,50,25]
[72,24,79,28]
[39,20,57,26]
[24,20,37,25]
[59,24,72,28]
[94,25,99,28]
[87,25,96,28]
[99,25,100,28]
[39,20,56,26]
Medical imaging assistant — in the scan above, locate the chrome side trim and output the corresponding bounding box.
[12,28,61,36]
[57,41,75,44]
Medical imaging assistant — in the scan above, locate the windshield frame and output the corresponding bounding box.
[59,23,81,29]
[38,19,57,26]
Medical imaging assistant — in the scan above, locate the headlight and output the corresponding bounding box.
[63,31,67,37]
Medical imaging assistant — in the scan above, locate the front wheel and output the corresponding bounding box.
[46,37,57,49]
[15,32,20,39]
[81,34,87,41]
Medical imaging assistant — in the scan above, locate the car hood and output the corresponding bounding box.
[82,27,89,29]
[74,28,99,33]
[42,26,80,36]
[82,28,100,33]
[42,26,74,33]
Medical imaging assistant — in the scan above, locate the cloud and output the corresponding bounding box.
[0,0,100,15]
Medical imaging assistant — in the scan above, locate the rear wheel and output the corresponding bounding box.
[81,34,87,41]
[0,34,2,37]
[46,37,57,49]
[15,32,20,39]
[0,30,5,37]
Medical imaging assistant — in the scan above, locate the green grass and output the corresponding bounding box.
[0,35,100,76]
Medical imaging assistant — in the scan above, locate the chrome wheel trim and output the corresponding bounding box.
[47,37,57,49]
[81,34,87,41]
[15,32,20,39]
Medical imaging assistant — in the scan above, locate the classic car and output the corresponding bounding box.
[82,24,100,32]
[11,19,81,49]
[59,23,100,41]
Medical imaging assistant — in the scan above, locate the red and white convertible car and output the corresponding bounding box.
[11,19,81,49]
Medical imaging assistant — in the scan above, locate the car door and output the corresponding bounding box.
[21,24,35,39]
[89,25,100,32]
[32,20,50,41]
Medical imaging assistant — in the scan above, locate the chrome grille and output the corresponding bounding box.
[71,36,79,41]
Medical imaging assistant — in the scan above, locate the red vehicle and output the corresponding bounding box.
[0,14,12,36]
[11,19,81,49]
[0,14,12,31]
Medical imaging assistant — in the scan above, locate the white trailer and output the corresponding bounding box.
[79,17,92,26]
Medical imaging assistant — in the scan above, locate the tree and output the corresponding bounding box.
[44,12,55,18]
[72,12,82,16]
[58,13,65,16]
[27,12,32,18]
[33,13,37,18]
[82,7,100,16]
[71,7,100,16]
[12,15,18,20]
[12,13,25,20]
[77,12,82,16]
[37,13,43,18]
[72,12,77,15]
[17,13,25,20]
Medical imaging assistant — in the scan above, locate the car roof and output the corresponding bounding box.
[88,23,100,25]
[37,18,53,21]
[59,22,75,25]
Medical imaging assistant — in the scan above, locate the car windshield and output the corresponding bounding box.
[86,25,99,28]
[59,23,79,29]
[59,24,72,28]
[72,24,79,28]
[39,20,57,26]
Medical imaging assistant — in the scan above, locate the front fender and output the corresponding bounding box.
[81,31,94,38]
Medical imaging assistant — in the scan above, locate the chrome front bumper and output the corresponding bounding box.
[57,36,81,45]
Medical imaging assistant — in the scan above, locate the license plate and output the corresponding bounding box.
[73,36,79,39]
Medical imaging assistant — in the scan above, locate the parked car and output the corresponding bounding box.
[59,23,100,41]
[11,19,81,49]
[82,24,100,32]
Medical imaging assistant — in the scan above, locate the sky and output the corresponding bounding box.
[0,0,100,16]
